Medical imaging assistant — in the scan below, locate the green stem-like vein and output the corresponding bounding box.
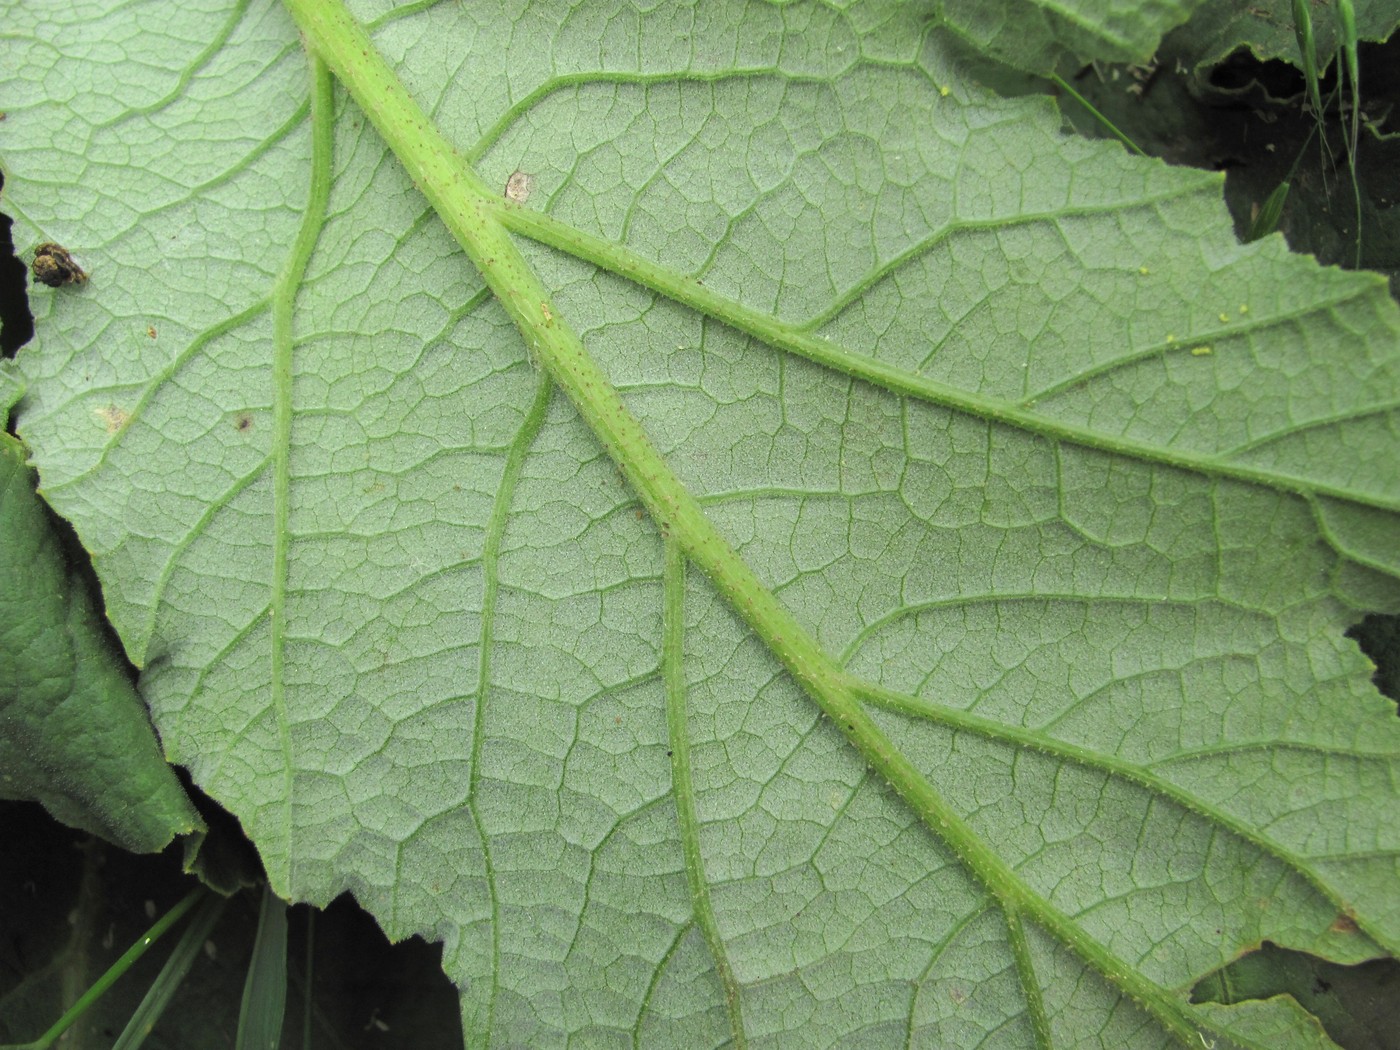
[268,52,334,876]
[279,2,1237,1044]
[1004,904,1053,1050]
[467,373,552,1043]
[663,541,745,1046]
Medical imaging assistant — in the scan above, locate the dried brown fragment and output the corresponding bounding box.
[504,169,535,205]
[32,242,87,288]
[95,405,129,432]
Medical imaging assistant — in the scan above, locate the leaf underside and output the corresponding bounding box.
[5,0,1400,1047]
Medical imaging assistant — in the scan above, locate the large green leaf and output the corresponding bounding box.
[4,0,1399,1045]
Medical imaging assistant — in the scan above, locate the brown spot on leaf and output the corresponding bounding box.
[147,325,157,339]
[234,412,253,433]
[1330,913,1359,934]
[95,405,129,432]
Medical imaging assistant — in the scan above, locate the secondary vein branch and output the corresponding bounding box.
[267,51,333,877]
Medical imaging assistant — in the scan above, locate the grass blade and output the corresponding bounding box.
[1291,0,1324,121]
[236,885,289,1050]
[1050,72,1146,156]
[299,909,315,1050]
[1248,180,1291,241]
[1290,0,1335,186]
[113,891,229,1050]
[1337,0,1363,265]
[8,889,203,1050]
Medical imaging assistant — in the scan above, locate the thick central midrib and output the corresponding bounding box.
[490,204,1398,519]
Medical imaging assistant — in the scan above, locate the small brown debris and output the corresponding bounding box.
[504,169,535,205]
[146,325,157,339]
[32,242,87,287]
[1330,913,1359,934]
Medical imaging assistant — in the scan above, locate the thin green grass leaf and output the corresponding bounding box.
[1290,0,1334,185]
[1247,112,1328,244]
[236,885,288,1050]
[1292,0,1324,122]
[1050,72,1146,156]
[1337,0,1363,266]
[112,891,228,1050]
[1248,181,1291,242]
[298,909,314,1050]
[2,890,202,1050]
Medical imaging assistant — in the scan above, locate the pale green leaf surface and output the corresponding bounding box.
[1167,0,1400,75]
[4,0,1400,1046]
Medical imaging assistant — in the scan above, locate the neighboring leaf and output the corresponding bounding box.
[0,430,200,853]
[936,0,1208,73]
[1194,943,1400,1050]
[1167,0,1400,75]
[1,361,24,425]
[4,1,1400,1047]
